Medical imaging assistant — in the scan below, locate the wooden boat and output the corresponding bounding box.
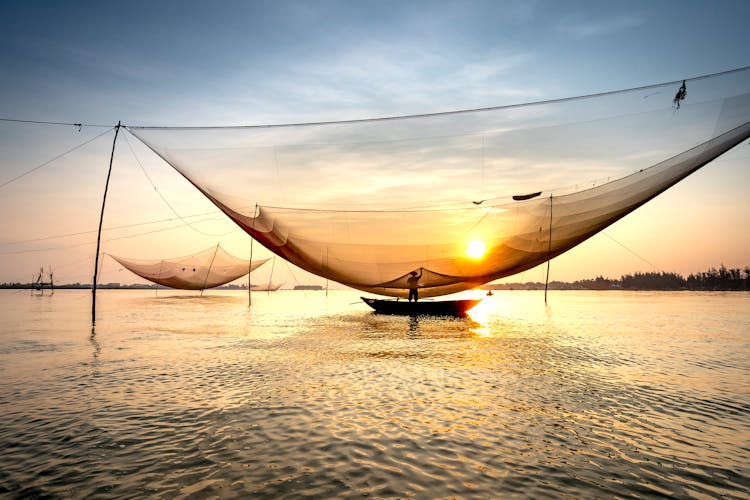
[361,297,481,317]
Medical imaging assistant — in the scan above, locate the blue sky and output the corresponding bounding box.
[0,0,748,285]
[3,0,749,125]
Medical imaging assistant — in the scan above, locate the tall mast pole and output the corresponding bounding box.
[92,122,121,326]
[544,194,553,304]
[248,204,258,306]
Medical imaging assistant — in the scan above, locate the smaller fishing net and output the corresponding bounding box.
[108,245,268,290]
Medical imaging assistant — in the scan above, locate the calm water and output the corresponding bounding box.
[0,289,748,499]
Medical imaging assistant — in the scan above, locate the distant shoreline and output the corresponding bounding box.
[0,283,328,291]
[3,266,748,292]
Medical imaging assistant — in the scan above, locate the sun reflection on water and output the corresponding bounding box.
[1,289,748,499]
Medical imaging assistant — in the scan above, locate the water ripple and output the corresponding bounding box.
[1,290,749,498]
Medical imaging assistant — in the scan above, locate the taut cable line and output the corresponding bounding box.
[124,66,750,130]
[0,117,111,128]
[122,130,234,237]
[0,127,113,190]
[2,211,228,246]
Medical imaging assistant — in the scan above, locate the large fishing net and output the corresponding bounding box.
[128,68,750,298]
[108,245,268,290]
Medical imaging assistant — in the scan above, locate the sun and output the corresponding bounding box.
[466,239,487,260]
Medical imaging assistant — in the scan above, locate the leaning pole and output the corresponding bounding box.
[92,121,121,326]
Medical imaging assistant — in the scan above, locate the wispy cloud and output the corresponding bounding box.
[216,40,541,124]
[555,14,643,39]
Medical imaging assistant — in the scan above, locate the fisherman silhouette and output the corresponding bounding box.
[407,269,422,302]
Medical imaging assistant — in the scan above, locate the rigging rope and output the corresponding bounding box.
[122,130,234,237]
[1,212,228,246]
[0,216,223,256]
[1,66,746,132]
[0,117,111,128]
[156,260,164,296]
[0,127,113,190]
[602,232,662,272]
[282,258,303,288]
[200,243,220,296]
[268,256,276,293]
[125,66,749,130]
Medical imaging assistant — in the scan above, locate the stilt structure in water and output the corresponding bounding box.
[32,266,54,295]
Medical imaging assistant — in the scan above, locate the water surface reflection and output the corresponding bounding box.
[0,289,748,498]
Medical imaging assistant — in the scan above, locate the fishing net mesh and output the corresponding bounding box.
[129,69,750,297]
[109,245,268,290]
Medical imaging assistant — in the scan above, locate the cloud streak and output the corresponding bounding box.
[555,14,643,39]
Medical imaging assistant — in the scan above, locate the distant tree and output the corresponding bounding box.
[620,271,685,290]
[479,263,750,291]
[574,275,616,290]
[684,264,747,290]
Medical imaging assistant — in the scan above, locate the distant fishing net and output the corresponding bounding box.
[129,68,750,298]
[108,245,268,290]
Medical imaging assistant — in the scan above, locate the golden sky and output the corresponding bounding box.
[1,1,748,287]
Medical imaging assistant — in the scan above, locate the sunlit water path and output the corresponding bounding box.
[1,289,748,498]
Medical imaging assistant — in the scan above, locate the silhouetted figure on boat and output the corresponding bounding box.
[407,269,422,302]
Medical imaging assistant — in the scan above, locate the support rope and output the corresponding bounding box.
[602,231,662,272]
[122,131,233,237]
[156,260,163,296]
[0,127,113,190]
[126,66,749,130]
[267,256,276,294]
[0,117,110,128]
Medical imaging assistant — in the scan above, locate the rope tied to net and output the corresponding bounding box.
[673,80,687,109]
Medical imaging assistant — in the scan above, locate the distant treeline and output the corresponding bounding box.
[620,265,749,290]
[486,265,750,291]
[2,265,749,291]
[0,282,248,290]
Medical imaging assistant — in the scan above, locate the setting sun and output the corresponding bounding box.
[466,239,487,260]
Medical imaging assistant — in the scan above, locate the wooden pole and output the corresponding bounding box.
[248,241,253,306]
[325,247,329,298]
[92,122,121,326]
[200,243,220,297]
[544,194,553,304]
[267,256,276,295]
[248,204,258,307]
